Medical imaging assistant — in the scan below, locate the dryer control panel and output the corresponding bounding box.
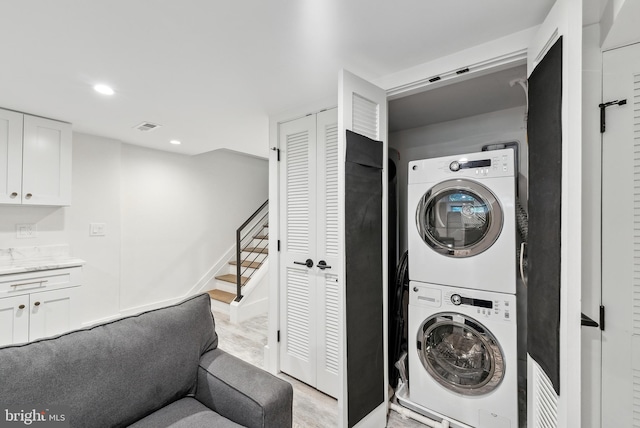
[408,148,515,184]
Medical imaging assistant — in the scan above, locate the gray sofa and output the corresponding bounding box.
[0,293,292,427]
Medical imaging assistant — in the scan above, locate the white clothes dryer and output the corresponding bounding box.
[407,148,516,294]
[408,282,518,428]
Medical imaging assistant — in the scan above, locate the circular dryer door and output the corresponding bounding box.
[416,312,505,396]
[416,179,503,257]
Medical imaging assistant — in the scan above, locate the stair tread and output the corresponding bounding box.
[216,274,249,285]
[229,260,263,269]
[244,247,268,254]
[253,234,268,240]
[207,289,236,304]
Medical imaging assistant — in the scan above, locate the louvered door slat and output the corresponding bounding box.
[352,93,379,140]
[325,123,339,257]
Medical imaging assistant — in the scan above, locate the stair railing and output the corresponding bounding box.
[235,199,269,301]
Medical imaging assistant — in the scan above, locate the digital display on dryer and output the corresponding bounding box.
[460,296,493,308]
[459,159,491,169]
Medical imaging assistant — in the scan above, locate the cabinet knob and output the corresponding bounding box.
[18,304,25,310]
[10,192,18,198]
[34,301,41,307]
[25,193,33,199]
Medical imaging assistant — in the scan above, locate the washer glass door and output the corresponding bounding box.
[416,179,503,257]
[417,312,505,396]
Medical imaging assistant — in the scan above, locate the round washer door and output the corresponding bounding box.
[416,179,503,257]
[416,312,505,396]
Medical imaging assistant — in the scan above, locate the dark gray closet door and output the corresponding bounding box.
[345,130,384,427]
[527,36,563,394]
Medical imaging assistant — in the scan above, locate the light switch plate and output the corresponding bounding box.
[16,224,37,239]
[90,223,106,236]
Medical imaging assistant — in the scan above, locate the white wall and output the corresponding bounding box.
[119,145,269,312]
[389,106,528,253]
[0,132,268,325]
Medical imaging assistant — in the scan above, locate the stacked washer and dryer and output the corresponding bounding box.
[405,148,518,428]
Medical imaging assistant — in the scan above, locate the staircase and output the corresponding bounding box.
[206,201,269,322]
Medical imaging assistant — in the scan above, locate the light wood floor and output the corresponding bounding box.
[212,309,425,428]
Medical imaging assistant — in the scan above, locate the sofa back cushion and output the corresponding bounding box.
[0,293,217,428]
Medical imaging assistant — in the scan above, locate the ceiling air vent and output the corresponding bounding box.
[134,121,162,132]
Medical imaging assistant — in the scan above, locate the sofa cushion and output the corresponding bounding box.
[128,397,243,428]
[0,293,217,428]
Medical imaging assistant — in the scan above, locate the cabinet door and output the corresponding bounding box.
[29,287,79,341]
[0,295,30,346]
[22,115,72,206]
[0,108,24,204]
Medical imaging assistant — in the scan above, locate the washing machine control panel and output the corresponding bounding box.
[444,291,514,322]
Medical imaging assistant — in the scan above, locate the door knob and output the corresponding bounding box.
[25,193,33,199]
[317,260,332,270]
[294,259,314,268]
[34,301,41,307]
[10,192,18,198]
[18,304,25,310]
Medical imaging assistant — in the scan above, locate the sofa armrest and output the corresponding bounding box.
[195,348,293,428]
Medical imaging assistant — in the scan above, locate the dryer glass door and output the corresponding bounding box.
[416,179,503,257]
[417,313,505,396]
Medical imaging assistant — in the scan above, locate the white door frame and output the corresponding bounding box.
[266,21,586,428]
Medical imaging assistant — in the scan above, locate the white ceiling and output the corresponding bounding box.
[0,0,564,157]
[389,64,528,132]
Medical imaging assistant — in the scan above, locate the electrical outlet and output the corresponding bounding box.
[90,223,106,236]
[16,224,37,239]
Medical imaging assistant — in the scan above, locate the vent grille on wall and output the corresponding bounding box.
[133,122,162,132]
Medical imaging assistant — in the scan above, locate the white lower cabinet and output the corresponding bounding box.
[0,295,30,346]
[28,287,80,342]
[0,267,82,346]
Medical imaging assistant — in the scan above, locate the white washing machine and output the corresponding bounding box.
[407,148,516,294]
[408,282,518,428]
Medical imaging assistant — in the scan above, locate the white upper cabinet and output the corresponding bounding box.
[0,108,24,204]
[0,108,72,206]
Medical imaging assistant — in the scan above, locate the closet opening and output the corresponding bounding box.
[387,62,529,428]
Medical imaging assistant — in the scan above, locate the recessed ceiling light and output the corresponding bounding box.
[170,140,182,145]
[93,84,115,95]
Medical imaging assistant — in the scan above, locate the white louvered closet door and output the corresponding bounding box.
[602,42,640,428]
[316,108,340,398]
[279,109,340,399]
[279,114,318,387]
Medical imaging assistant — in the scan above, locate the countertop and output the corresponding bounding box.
[0,245,85,276]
